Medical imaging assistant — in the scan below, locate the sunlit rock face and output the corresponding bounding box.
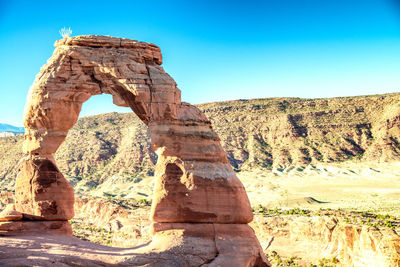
[0,35,269,266]
[15,155,74,220]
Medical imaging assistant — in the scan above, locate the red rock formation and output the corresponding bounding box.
[149,104,253,223]
[0,205,22,221]
[15,155,74,220]
[253,215,400,266]
[0,35,269,266]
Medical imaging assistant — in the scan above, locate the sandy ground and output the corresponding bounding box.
[239,162,400,216]
[78,161,400,217]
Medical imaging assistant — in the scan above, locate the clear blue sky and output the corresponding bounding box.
[1,0,400,126]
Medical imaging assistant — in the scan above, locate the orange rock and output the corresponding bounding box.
[149,104,253,223]
[151,223,269,266]
[150,158,253,223]
[9,35,268,266]
[0,220,72,236]
[0,205,22,221]
[15,155,74,220]
[19,35,253,224]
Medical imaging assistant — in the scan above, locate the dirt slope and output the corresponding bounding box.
[1,93,399,191]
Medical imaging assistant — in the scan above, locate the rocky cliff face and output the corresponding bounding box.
[252,214,400,267]
[0,93,400,190]
[200,93,400,169]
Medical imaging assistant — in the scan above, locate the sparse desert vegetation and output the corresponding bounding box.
[1,93,400,266]
[3,159,400,266]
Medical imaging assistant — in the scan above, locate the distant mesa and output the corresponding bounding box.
[0,123,24,138]
[1,92,400,177]
[0,123,24,132]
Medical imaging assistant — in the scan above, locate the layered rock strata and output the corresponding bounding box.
[0,35,268,266]
[253,215,400,266]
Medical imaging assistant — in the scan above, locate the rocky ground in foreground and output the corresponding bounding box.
[2,159,400,266]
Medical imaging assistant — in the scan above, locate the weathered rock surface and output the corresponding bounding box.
[19,35,252,224]
[0,205,22,222]
[199,94,400,169]
[252,214,400,267]
[74,197,152,247]
[0,229,267,267]
[151,223,268,266]
[15,155,74,220]
[0,221,72,236]
[0,193,14,210]
[2,35,268,266]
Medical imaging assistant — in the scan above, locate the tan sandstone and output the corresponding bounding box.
[252,214,400,266]
[0,205,22,221]
[0,35,269,266]
[14,155,74,220]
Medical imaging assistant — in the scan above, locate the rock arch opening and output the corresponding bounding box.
[2,35,269,266]
[78,93,131,118]
[56,93,155,193]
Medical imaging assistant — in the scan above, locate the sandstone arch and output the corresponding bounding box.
[3,36,269,266]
